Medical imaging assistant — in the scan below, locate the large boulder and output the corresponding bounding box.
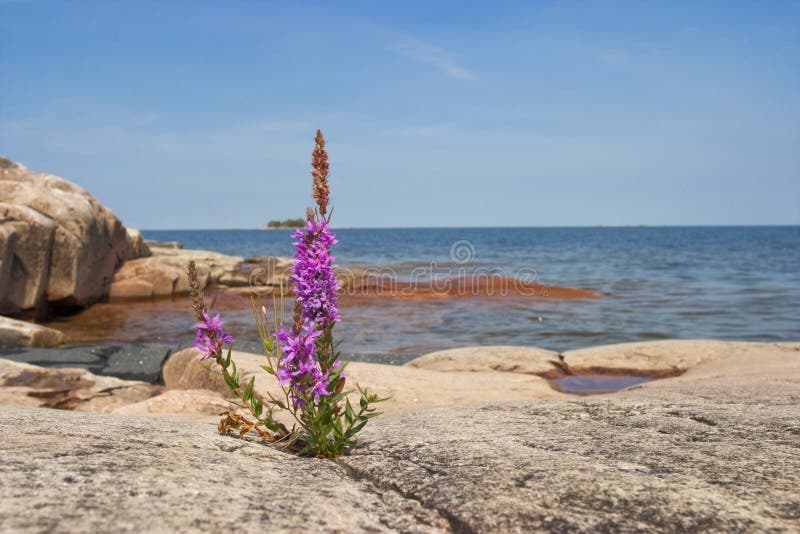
[0,157,141,315]
[0,316,65,348]
[0,204,56,315]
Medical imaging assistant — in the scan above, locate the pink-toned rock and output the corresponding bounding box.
[0,357,160,412]
[113,389,231,417]
[406,345,561,375]
[0,157,135,314]
[124,228,151,259]
[163,348,567,416]
[108,279,155,299]
[0,316,65,348]
[562,339,800,376]
[109,248,293,300]
[0,204,56,315]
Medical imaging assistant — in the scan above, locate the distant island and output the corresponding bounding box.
[262,218,306,229]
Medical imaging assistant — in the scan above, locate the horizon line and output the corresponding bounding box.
[139,223,800,232]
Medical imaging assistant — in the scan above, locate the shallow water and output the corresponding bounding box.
[551,374,654,394]
[50,226,800,362]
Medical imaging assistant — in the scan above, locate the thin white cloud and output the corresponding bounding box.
[392,37,474,80]
[592,49,631,65]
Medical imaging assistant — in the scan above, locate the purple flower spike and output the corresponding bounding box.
[193,313,234,361]
[274,322,332,407]
[291,220,340,327]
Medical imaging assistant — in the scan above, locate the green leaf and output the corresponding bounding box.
[243,376,255,401]
[223,371,237,392]
[328,391,350,405]
[223,347,232,368]
[345,399,354,424]
[346,420,368,437]
[260,365,275,375]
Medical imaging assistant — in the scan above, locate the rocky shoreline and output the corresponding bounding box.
[1,340,798,531]
[1,155,602,350]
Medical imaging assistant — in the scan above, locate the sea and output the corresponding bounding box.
[137,226,800,364]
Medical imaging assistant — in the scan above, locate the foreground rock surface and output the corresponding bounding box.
[0,407,448,533]
[0,316,65,348]
[2,345,798,533]
[0,157,145,316]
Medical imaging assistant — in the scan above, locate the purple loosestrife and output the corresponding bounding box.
[193,312,234,361]
[290,220,341,327]
[274,323,333,406]
[186,132,383,457]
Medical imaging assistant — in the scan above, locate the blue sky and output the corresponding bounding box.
[1,1,798,228]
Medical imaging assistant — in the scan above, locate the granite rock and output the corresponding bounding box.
[0,157,133,313]
[2,346,798,532]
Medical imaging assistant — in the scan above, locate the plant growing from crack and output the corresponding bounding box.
[187,130,384,458]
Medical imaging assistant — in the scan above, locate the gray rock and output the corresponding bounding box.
[0,346,112,374]
[0,407,449,533]
[100,345,172,383]
[0,344,171,383]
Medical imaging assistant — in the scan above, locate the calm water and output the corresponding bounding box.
[139,226,799,363]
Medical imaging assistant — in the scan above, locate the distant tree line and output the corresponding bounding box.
[265,218,306,228]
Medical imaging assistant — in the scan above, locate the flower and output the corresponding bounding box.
[193,313,234,361]
[274,323,334,406]
[290,219,340,327]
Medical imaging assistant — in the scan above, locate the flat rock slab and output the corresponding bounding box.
[405,345,562,375]
[2,391,798,533]
[341,396,800,532]
[562,340,800,376]
[0,407,448,533]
